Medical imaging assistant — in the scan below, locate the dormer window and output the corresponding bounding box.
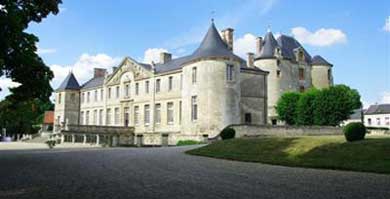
[298,51,304,61]
[275,47,281,57]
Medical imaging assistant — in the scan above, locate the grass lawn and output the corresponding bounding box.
[186,136,390,174]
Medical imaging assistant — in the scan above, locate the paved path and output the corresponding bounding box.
[0,146,389,199]
[0,142,100,150]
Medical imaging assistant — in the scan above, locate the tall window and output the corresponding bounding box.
[134,106,139,125]
[328,69,332,81]
[86,111,90,125]
[368,118,372,125]
[377,118,381,125]
[226,64,234,81]
[155,104,161,124]
[385,117,390,125]
[93,110,97,125]
[100,89,104,101]
[145,81,149,94]
[80,111,84,125]
[191,96,198,121]
[116,86,120,98]
[114,108,120,125]
[106,108,111,125]
[179,101,182,124]
[87,92,90,103]
[99,109,103,125]
[94,90,98,102]
[167,102,174,124]
[58,93,62,104]
[108,88,111,99]
[156,79,161,93]
[125,84,129,97]
[81,93,85,103]
[168,76,173,91]
[180,74,183,90]
[276,70,281,78]
[192,67,197,84]
[245,113,252,124]
[135,83,139,95]
[144,105,150,126]
[299,68,304,80]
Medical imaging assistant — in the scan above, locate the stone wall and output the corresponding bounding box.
[229,124,342,137]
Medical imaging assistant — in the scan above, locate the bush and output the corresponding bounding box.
[45,140,56,149]
[344,122,366,142]
[220,127,236,140]
[176,140,202,146]
[275,92,301,125]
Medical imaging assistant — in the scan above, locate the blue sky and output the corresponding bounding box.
[1,0,389,107]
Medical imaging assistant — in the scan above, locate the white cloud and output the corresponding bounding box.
[143,48,168,64]
[233,33,257,58]
[383,16,390,32]
[37,47,57,55]
[380,92,390,103]
[291,27,347,47]
[50,53,121,90]
[0,78,21,99]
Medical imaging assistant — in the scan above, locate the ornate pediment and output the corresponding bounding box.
[105,57,152,86]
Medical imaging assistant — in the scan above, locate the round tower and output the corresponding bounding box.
[54,72,81,131]
[311,55,333,89]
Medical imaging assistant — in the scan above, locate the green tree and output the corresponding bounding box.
[313,85,362,126]
[0,0,62,102]
[275,92,301,125]
[296,88,319,125]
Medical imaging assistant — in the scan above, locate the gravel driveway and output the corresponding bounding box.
[0,146,389,199]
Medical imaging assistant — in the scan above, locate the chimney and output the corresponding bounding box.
[221,28,234,51]
[94,68,107,78]
[256,37,263,55]
[247,53,254,67]
[160,52,172,64]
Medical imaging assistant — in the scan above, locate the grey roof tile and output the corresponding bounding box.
[81,76,105,90]
[277,35,312,63]
[312,55,332,66]
[56,72,80,91]
[365,104,390,115]
[256,32,279,59]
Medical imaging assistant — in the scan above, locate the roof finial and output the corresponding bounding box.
[210,10,216,23]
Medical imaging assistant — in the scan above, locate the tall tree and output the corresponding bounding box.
[0,0,62,102]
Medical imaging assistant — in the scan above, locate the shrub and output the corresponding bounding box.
[344,122,366,142]
[45,140,56,149]
[220,127,236,140]
[176,140,202,146]
[275,92,301,125]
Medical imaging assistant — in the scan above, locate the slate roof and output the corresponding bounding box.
[56,72,80,91]
[81,76,105,89]
[256,32,279,59]
[365,104,390,115]
[311,55,332,66]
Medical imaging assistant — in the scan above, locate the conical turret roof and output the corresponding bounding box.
[56,72,80,91]
[256,31,279,59]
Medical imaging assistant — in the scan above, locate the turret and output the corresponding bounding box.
[54,72,81,131]
[311,55,333,89]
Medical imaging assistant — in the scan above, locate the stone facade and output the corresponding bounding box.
[54,22,268,145]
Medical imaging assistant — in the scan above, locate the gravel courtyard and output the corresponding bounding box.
[0,146,389,199]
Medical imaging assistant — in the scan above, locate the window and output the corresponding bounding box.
[125,84,129,97]
[192,67,197,84]
[100,89,103,101]
[226,64,234,81]
[155,104,161,124]
[114,108,120,125]
[81,93,85,103]
[168,76,173,91]
[191,96,198,121]
[94,90,98,102]
[134,106,139,125]
[135,83,139,95]
[99,109,103,125]
[80,111,84,125]
[87,92,90,103]
[328,69,332,81]
[245,113,252,124]
[167,102,174,124]
[179,101,182,124]
[145,81,149,94]
[92,110,97,125]
[277,60,281,66]
[116,86,120,98]
[299,86,305,93]
[106,108,111,125]
[385,117,390,125]
[144,105,150,126]
[299,68,304,80]
[58,93,62,104]
[368,118,372,125]
[180,74,183,90]
[377,118,381,125]
[86,111,90,125]
[277,70,281,78]
[156,79,161,93]
[108,88,111,99]
[298,51,304,61]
